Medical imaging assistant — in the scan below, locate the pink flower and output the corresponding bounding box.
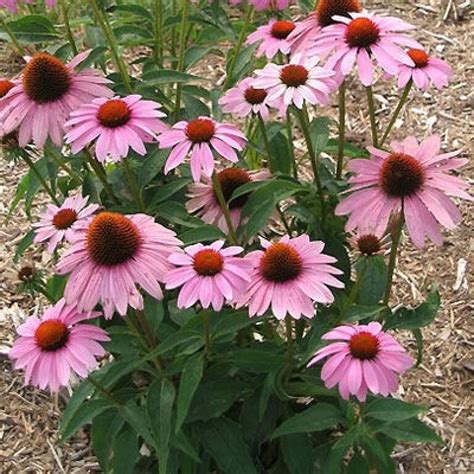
[238,235,344,320]
[397,49,452,91]
[65,95,166,163]
[246,19,296,60]
[56,211,182,319]
[158,117,247,182]
[0,78,16,98]
[308,322,413,402]
[253,53,337,113]
[347,225,391,257]
[0,51,112,148]
[186,166,271,233]
[288,0,362,54]
[311,12,421,86]
[219,78,273,120]
[165,241,252,311]
[335,135,471,248]
[32,195,99,253]
[9,299,109,392]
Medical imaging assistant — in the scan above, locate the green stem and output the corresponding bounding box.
[20,151,60,205]
[285,317,293,364]
[383,212,404,306]
[336,81,346,179]
[44,144,83,184]
[211,172,239,245]
[366,86,378,147]
[380,80,412,147]
[153,0,163,65]
[88,375,122,406]
[224,4,253,89]
[174,0,190,120]
[122,158,145,211]
[88,0,132,93]
[170,0,178,67]
[286,110,297,179]
[277,206,291,235]
[83,148,120,205]
[296,105,326,219]
[58,0,78,55]
[0,16,25,56]
[257,113,273,172]
[136,309,163,372]
[203,311,211,357]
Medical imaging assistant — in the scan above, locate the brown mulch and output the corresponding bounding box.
[1,1,473,472]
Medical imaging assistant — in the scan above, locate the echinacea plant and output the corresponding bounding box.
[2,0,468,472]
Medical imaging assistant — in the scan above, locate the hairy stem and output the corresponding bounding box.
[366,85,378,147]
[59,0,78,55]
[211,172,239,245]
[336,81,346,179]
[174,0,190,120]
[258,113,273,172]
[383,212,405,306]
[380,80,413,147]
[122,158,145,212]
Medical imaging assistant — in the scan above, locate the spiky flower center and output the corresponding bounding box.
[280,65,309,87]
[35,320,69,351]
[22,53,71,104]
[349,331,379,359]
[345,18,380,48]
[186,118,215,143]
[260,242,302,283]
[0,79,15,98]
[356,234,382,256]
[407,49,429,68]
[86,212,141,266]
[18,266,36,283]
[214,167,252,209]
[271,20,296,39]
[380,153,424,198]
[316,0,363,27]
[193,249,224,276]
[53,208,77,230]
[98,99,131,128]
[244,87,267,105]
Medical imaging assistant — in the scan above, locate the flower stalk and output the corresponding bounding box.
[366,85,378,147]
[211,172,239,245]
[88,0,132,93]
[257,113,274,173]
[122,158,146,212]
[174,0,190,120]
[58,0,78,55]
[380,80,413,147]
[296,105,326,219]
[383,212,405,306]
[224,4,254,89]
[336,81,346,179]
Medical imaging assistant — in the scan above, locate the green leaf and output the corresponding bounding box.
[355,256,388,305]
[148,329,202,357]
[176,354,204,432]
[148,177,191,209]
[142,68,205,85]
[91,409,125,472]
[107,4,153,20]
[182,93,210,119]
[60,399,112,442]
[413,328,423,366]
[179,225,226,245]
[281,434,314,474]
[241,179,302,237]
[324,139,369,158]
[200,418,258,474]
[347,452,369,474]
[138,148,169,187]
[212,310,260,339]
[344,305,387,323]
[229,348,285,373]
[372,418,443,444]
[309,117,330,156]
[156,201,202,228]
[4,15,57,43]
[158,379,176,474]
[384,286,440,330]
[268,125,292,175]
[44,274,67,303]
[360,434,395,474]
[271,403,342,438]
[111,424,139,474]
[366,398,427,421]
[6,173,29,223]
[187,379,249,422]
[13,230,35,264]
